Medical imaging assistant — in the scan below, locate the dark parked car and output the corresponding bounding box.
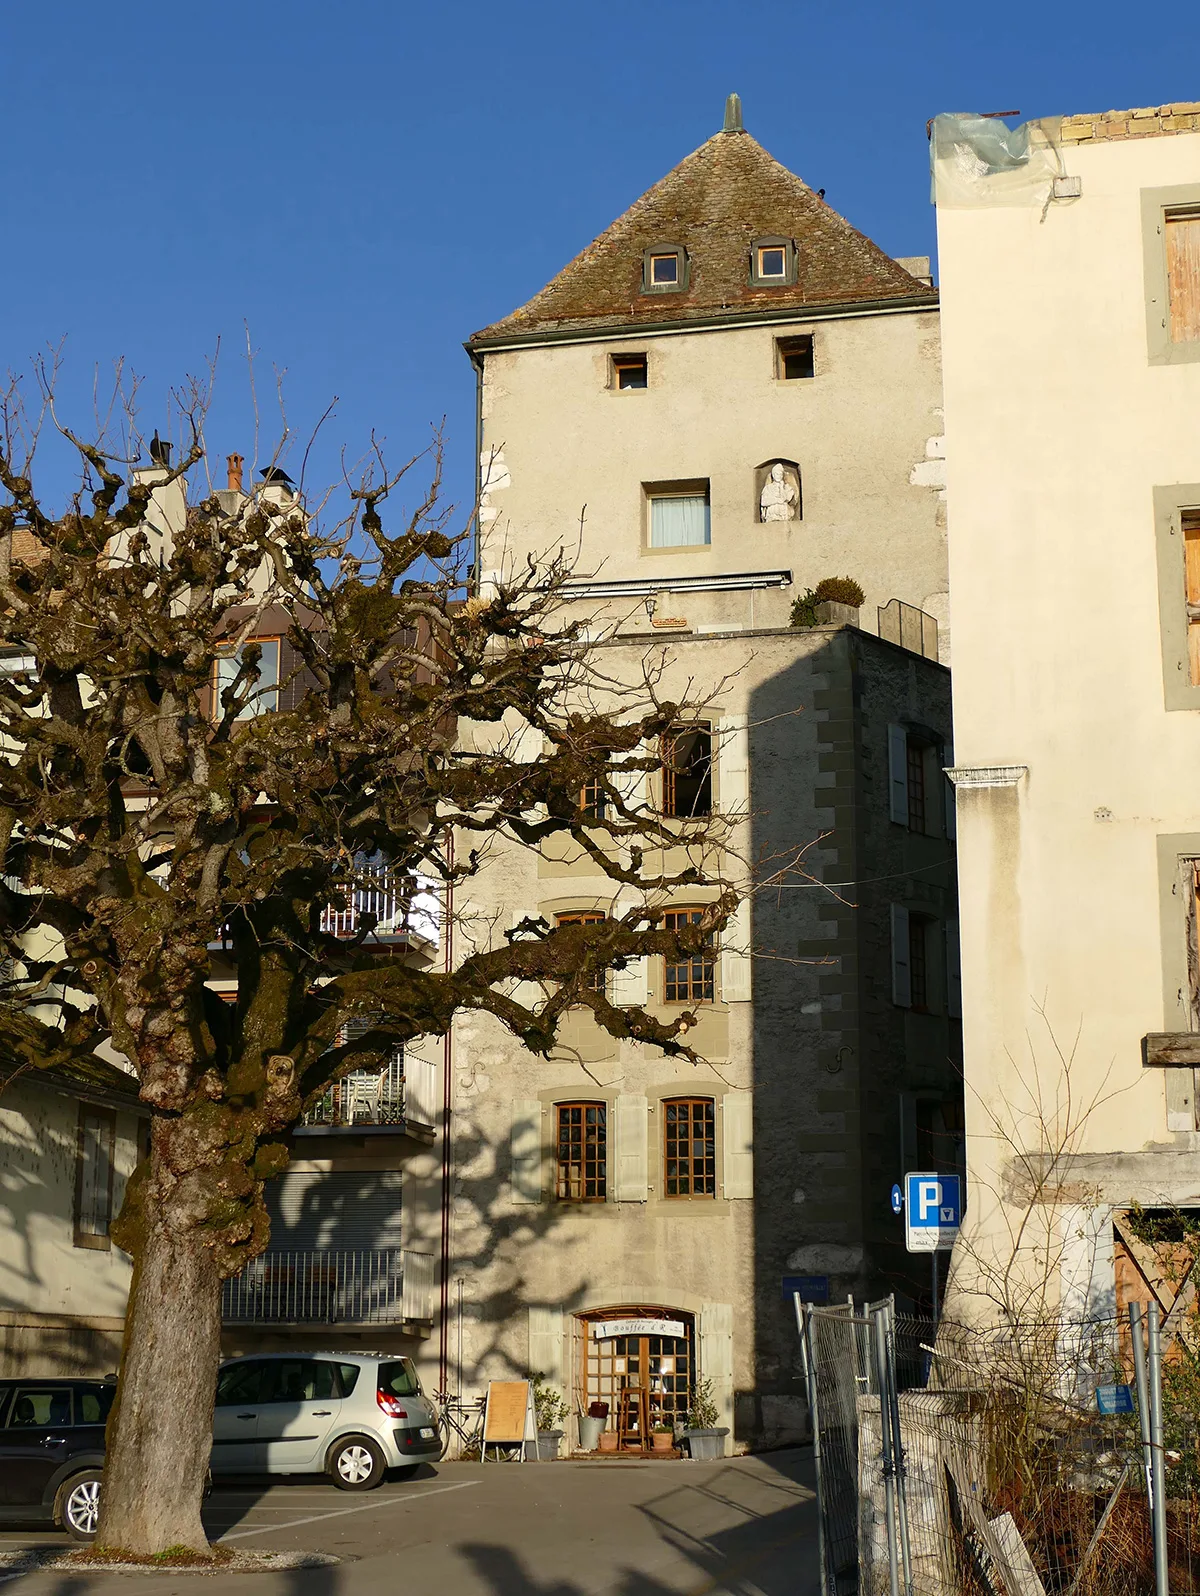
[0,1377,114,1539]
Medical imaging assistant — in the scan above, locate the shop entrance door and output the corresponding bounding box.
[582,1313,693,1449]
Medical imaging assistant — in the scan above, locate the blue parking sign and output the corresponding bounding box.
[904,1172,962,1253]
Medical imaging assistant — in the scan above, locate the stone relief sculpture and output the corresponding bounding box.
[760,462,798,522]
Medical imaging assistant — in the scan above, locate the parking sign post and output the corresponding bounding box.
[902,1172,961,1323]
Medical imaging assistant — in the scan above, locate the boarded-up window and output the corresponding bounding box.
[74,1107,116,1249]
[1184,510,1200,686]
[1167,211,1200,345]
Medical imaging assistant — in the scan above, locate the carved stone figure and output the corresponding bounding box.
[760,462,797,523]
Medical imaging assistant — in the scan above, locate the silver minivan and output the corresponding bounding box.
[211,1352,441,1489]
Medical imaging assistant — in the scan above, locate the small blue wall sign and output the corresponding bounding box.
[1095,1383,1134,1415]
[890,1183,903,1215]
[782,1275,830,1304]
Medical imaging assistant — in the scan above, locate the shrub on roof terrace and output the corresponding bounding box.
[789,576,865,628]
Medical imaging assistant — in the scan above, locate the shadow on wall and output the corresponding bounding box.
[744,629,960,1443]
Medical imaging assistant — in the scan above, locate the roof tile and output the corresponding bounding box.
[472,127,934,343]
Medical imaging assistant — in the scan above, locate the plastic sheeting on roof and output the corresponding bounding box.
[931,113,1065,208]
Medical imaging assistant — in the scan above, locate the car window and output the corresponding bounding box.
[336,1363,360,1397]
[8,1389,73,1427]
[262,1360,338,1404]
[378,1360,419,1398]
[215,1362,270,1407]
[76,1385,116,1425]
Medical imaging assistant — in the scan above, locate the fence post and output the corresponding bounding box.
[871,1306,902,1596]
[884,1300,914,1596]
[1130,1303,1154,1502]
[798,1300,831,1596]
[1147,1302,1170,1596]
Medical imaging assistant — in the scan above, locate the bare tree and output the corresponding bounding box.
[0,375,748,1555]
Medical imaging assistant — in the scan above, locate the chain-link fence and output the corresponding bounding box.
[799,1298,1200,1596]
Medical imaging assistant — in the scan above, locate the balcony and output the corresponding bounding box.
[222,1247,435,1327]
[297,1054,438,1135]
[208,865,441,954]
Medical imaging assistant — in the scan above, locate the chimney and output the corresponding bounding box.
[148,431,172,468]
[227,453,245,493]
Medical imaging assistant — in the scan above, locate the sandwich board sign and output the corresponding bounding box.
[904,1172,961,1253]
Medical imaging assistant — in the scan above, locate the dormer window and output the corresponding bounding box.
[643,245,689,294]
[750,236,798,288]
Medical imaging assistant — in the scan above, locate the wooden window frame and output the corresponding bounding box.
[1166,208,1200,348]
[662,1097,716,1198]
[555,910,607,994]
[661,722,713,819]
[776,335,815,381]
[642,246,689,294]
[554,1102,607,1202]
[578,777,607,821]
[750,236,798,288]
[906,737,928,835]
[611,354,648,391]
[661,907,716,1005]
[1142,185,1200,367]
[74,1105,116,1251]
[211,636,281,722]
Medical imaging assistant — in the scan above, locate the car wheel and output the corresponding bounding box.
[327,1435,386,1491]
[58,1471,103,1541]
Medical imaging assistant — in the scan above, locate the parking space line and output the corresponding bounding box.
[219,1479,478,1540]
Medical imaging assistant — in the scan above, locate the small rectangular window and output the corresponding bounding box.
[1167,210,1200,345]
[555,1103,607,1201]
[906,739,927,834]
[1184,508,1200,686]
[648,488,711,548]
[776,336,814,381]
[556,910,606,993]
[662,907,715,1004]
[214,638,280,720]
[74,1107,116,1250]
[579,776,607,820]
[662,723,712,818]
[758,245,787,279]
[612,355,648,390]
[663,1098,715,1197]
[650,254,679,285]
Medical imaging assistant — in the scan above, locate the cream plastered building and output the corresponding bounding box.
[933,104,1200,1327]
[409,98,962,1452]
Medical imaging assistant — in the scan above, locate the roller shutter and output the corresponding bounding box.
[263,1169,404,1251]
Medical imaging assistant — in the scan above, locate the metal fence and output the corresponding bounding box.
[799,1298,1199,1596]
[222,1247,434,1325]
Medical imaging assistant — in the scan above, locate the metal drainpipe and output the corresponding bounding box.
[436,834,456,1394]
[465,345,483,597]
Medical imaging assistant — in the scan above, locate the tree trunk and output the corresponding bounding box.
[96,1211,223,1554]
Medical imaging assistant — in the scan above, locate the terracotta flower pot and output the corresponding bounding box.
[651,1431,673,1452]
[598,1430,619,1452]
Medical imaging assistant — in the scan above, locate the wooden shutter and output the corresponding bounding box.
[510,1099,543,1204]
[1183,510,1200,687]
[717,715,749,820]
[945,918,962,1019]
[610,954,649,1008]
[404,1038,439,1128]
[720,897,752,1003]
[613,1094,648,1202]
[697,1302,733,1442]
[891,905,912,1008]
[721,1092,754,1199]
[527,1305,565,1387]
[1167,212,1200,345]
[888,725,909,825]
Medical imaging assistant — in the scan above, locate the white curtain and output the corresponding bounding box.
[215,638,279,718]
[650,495,710,547]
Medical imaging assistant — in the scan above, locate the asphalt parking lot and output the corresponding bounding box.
[0,1449,818,1596]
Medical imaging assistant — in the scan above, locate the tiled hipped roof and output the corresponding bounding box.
[472,126,935,344]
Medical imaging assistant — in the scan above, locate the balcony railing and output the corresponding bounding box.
[221,1247,435,1325]
[319,864,440,948]
[299,1054,437,1131]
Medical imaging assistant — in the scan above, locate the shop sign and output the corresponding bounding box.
[592,1318,686,1341]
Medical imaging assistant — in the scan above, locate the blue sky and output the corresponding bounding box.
[2,0,1193,522]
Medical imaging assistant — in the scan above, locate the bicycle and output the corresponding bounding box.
[433,1390,486,1457]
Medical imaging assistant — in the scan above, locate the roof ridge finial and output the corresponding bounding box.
[723,92,744,133]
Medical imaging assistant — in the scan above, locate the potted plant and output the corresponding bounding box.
[578,1400,607,1452]
[790,576,865,629]
[683,1378,729,1461]
[531,1377,568,1461]
[650,1422,674,1453]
